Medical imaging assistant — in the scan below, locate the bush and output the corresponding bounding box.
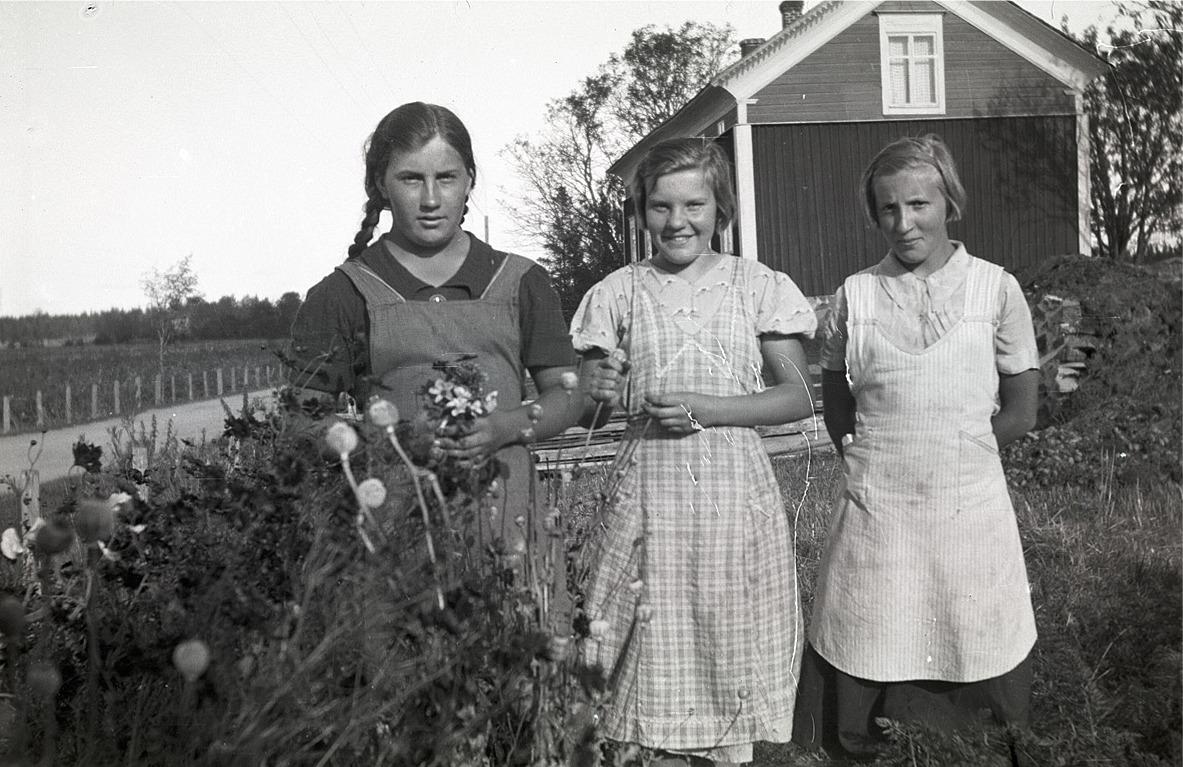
[1004,255,1181,489]
[0,392,604,765]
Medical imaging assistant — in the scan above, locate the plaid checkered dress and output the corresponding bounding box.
[574,258,807,756]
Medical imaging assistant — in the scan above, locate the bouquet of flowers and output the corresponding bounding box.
[420,355,499,439]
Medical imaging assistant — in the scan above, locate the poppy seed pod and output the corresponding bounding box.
[0,594,27,637]
[25,661,61,701]
[34,518,74,556]
[560,372,579,392]
[367,398,400,428]
[75,498,115,543]
[356,478,387,509]
[325,422,359,457]
[173,638,211,683]
[1,528,25,560]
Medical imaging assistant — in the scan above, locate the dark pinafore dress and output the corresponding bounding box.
[336,252,566,626]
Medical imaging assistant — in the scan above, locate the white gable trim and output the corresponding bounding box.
[719,1,882,102]
[733,123,759,260]
[932,0,1094,90]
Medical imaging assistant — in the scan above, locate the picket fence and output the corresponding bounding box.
[1,364,281,434]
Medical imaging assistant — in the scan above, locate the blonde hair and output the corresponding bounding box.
[860,134,966,224]
[632,137,736,231]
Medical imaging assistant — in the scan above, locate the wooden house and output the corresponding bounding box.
[610,0,1106,296]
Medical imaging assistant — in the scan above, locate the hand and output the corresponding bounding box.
[642,391,708,434]
[437,415,499,462]
[589,351,628,408]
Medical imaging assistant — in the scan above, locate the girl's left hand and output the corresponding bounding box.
[643,392,708,434]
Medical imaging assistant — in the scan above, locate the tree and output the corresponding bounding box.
[504,22,737,315]
[141,254,201,370]
[1073,1,1182,261]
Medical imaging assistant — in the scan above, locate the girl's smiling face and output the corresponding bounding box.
[645,169,719,273]
[872,165,954,278]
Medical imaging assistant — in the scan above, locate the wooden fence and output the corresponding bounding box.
[532,364,828,470]
[2,364,281,434]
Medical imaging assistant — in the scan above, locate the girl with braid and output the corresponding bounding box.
[288,102,584,618]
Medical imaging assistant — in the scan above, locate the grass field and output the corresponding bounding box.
[0,339,286,434]
[574,452,1182,765]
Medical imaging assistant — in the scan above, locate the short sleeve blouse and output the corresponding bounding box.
[289,234,574,396]
[819,243,1037,375]
[571,256,816,354]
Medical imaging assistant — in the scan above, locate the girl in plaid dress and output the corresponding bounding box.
[571,138,817,766]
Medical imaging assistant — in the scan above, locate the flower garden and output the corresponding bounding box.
[0,255,1177,766]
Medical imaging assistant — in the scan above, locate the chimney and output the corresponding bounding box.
[739,38,765,58]
[779,0,805,28]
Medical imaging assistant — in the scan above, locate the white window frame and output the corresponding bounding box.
[718,225,735,255]
[878,14,946,116]
[626,213,639,263]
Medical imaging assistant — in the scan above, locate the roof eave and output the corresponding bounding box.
[607,84,737,185]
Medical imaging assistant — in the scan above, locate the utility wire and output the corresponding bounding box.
[279,4,369,121]
[168,4,331,151]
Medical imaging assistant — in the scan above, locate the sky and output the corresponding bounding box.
[1,0,1123,318]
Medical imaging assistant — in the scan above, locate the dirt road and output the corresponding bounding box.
[0,390,275,489]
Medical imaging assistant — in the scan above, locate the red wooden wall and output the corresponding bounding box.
[751,116,1079,296]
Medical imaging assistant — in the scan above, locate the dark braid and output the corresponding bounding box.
[345,102,477,260]
[347,195,385,260]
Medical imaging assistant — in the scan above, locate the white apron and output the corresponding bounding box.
[811,256,1036,683]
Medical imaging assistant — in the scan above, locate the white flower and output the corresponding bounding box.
[428,379,453,403]
[325,422,359,457]
[1,528,25,560]
[483,391,498,412]
[356,478,387,509]
[97,541,120,561]
[107,492,133,514]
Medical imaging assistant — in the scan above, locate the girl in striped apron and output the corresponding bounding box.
[574,138,817,766]
[793,135,1040,758]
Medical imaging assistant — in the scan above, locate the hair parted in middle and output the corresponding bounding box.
[859,133,967,225]
[347,101,476,259]
[632,137,737,232]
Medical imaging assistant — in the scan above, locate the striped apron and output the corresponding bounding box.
[810,256,1036,683]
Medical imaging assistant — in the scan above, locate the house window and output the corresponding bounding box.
[878,14,945,115]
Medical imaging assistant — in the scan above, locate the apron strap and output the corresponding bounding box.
[336,260,406,307]
[962,257,1005,321]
